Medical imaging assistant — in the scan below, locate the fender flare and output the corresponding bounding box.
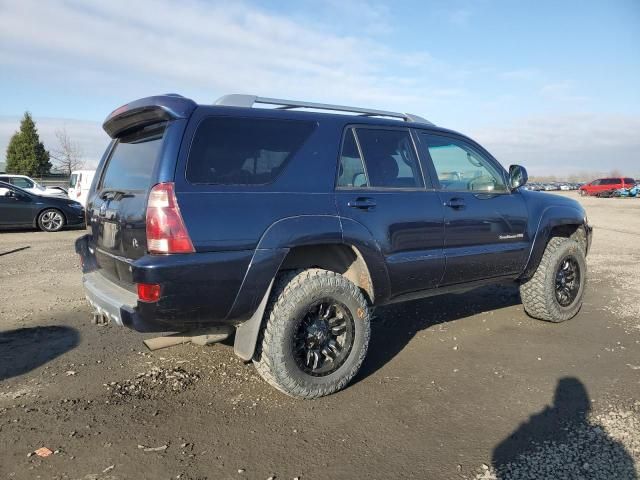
[232,215,390,361]
[521,204,588,279]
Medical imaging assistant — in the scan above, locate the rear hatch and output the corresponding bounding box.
[87,95,196,289]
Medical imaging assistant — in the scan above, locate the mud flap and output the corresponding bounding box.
[233,279,274,361]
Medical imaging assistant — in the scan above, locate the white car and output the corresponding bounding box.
[0,174,68,197]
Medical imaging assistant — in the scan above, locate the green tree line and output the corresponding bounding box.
[5,112,51,176]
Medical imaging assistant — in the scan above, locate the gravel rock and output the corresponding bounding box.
[107,366,199,401]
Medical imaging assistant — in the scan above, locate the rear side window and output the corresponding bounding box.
[101,127,165,191]
[353,128,423,188]
[623,178,635,184]
[337,129,367,188]
[187,117,315,185]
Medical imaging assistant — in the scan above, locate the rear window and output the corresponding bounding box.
[69,174,78,188]
[186,117,315,185]
[101,127,165,191]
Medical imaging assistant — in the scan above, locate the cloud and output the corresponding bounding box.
[0,0,637,177]
[0,116,107,168]
[471,113,640,176]
[0,0,441,110]
[449,8,473,26]
[540,81,589,103]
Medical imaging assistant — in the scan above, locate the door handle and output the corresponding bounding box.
[348,198,377,210]
[444,198,465,209]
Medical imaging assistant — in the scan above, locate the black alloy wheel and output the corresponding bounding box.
[293,300,355,376]
[555,255,581,307]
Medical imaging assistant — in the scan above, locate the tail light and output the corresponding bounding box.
[146,182,194,254]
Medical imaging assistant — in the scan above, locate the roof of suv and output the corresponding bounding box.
[103,93,466,140]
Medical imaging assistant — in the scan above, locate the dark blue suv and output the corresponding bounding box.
[76,94,592,398]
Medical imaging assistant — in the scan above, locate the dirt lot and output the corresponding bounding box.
[1,192,639,480]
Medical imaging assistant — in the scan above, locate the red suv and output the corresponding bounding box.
[579,177,636,196]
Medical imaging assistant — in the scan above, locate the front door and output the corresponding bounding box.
[417,132,529,285]
[335,127,445,298]
[0,187,35,226]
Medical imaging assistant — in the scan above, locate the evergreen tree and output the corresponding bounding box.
[5,112,51,176]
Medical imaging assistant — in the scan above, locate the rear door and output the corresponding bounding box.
[417,131,529,285]
[335,126,445,297]
[89,124,167,287]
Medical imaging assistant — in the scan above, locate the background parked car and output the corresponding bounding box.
[579,177,635,196]
[0,181,85,232]
[68,170,96,207]
[0,174,68,197]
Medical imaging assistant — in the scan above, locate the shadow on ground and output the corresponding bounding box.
[0,246,30,256]
[491,377,637,479]
[0,326,80,381]
[357,282,520,382]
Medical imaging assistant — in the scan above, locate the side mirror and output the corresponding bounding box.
[508,165,528,190]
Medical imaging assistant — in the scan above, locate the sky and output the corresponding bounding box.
[0,0,639,177]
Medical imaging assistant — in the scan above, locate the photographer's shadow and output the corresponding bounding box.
[492,377,637,479]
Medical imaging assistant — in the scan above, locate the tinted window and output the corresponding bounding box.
[101,127,165,191]
[187,117,315,185]
[421,134,507,192]
[602,178,619,185]
[623,178,635,184]
[337,129,367,188]
[355,128,423,188]
[11,177,34,188]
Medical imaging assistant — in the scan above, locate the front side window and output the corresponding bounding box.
[187,117,315,185]
[354,128,423,188]
[623,178,635,185]
[421,134,507,192]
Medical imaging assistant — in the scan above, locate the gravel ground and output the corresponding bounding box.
[0,192,639,480]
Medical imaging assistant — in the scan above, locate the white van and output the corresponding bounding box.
[69,170,96,207]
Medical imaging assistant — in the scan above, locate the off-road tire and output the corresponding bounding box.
[520,237,586,322]
[253,269,371,399]
[37,208,65,232]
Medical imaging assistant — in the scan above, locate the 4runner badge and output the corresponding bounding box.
[499,233,524,240]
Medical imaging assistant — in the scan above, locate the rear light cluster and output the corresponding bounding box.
[137,283,161,302]
[146,182,195,254]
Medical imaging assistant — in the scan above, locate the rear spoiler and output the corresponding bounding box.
[103,94,197,138]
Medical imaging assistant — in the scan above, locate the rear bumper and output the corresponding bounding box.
[83,271,138,328]
[76,234,280,333]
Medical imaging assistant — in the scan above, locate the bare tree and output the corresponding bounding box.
[51,128,84,176]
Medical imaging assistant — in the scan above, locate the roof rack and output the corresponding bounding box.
[214,94,434,125]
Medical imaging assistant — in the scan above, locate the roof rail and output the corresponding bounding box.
[214,94,434,125]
